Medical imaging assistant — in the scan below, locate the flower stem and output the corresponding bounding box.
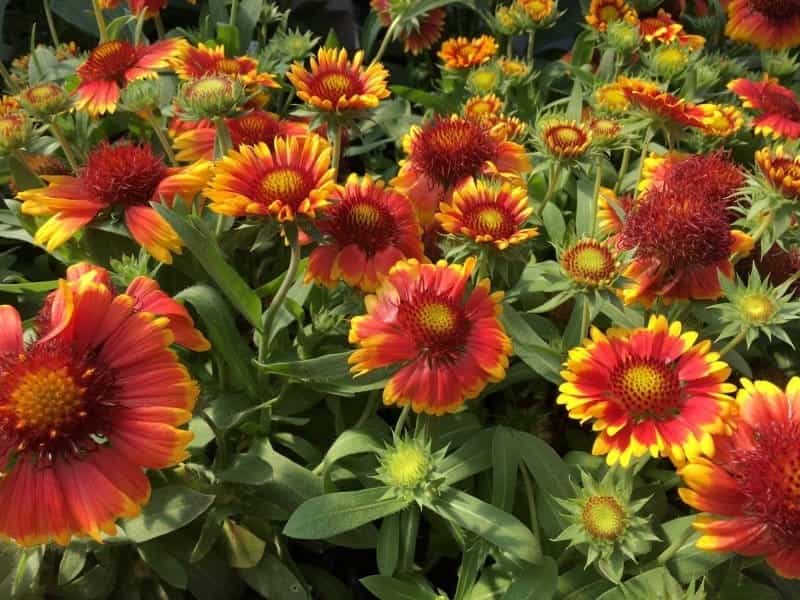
[613,146,631,195]
[229,0,239,26]
[371,17,400,66]
[91,0,108,43]
[354,390,380,429]
[213,117,234,236]
[633,127,653,200]
[48,119,80,173]
[718,328,749,358]
[0,62,18,93]
[146,113,177,166]
[397,505,420,573]
[506,36,513,58]
[331,121,343,175]
[590,157,603,238]
[393,404,411,437]
[536,162,562,217]
[258,224,301,364]
[42,0,60,46]
[155,14,167,40]
[526,30,536,62]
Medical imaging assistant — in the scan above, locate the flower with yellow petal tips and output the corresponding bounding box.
[586,0,639,32]
[171,42,279,90]
[558,315,735,467]
[698,104,745,138]
[756,145,800,200]
[725,0,800,50]
[438,35,498,70]
[729,77,800,140]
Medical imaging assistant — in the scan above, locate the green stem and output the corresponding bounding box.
[0,62,18,93]
[42,0,60,46]
[718,328,749,358]
[147,113,177,166]
[154,13,166,40]
[536,162,562,217]
[331,121,343,175]
[229,0,239,25]
[633,127,653,200]
[48,119,79,173]
[201,411,228,468]
[506,36,513,58]
[397,506,420,574]
[91,0,108,43]
[371,17,400,66]
[354,391,380,429]
[590,157,603,238]
[258,224,301,364]
[393,404,411,437]
[213,117,234,236]
[526,30,536,62]
[613,146,631,195]
[279,89,295,116]
[740,210,774,260]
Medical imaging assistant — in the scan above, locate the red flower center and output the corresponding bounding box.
[82,143,167,207]
[324,196,399,256]
[660,152,744,213]
[0,341,116,461]
[610,357,682,420]
[228,112,282,147]
[78,40,138,84]
[399,296,470,359]
[257,167,311,210]
[749,0,800,19]
[726,421,800,541]
[760,87,800,121]
[311,72,362,101]
[412,118,495,188]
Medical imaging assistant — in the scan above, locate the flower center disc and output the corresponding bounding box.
[417,302,456,336]
[259,168,308,208]
[740,293,775,324]
[474,206,508,233]
[750,0,800,19]
[316,73,358,99]
[349,202,382,227]
[581,495,625,540]
[81,40,137,82]
[11,367,84,433]
[561,241,616,285]
[610,359,682,420]
[599,5,621,21]
[217,58,243,75]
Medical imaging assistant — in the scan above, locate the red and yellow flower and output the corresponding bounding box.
[728,77,800,140]
[17,142,211,263]
[172,110,308,162]
[619,76,705,128]
[538,117,593,159]
[698,103,745,138]
[128,0,167,18]
[170,42,278,90]
[725,0,800,50]
[679,378,800,578]
[438,35,499,70]
[595,82,633,113]
[639,9,705,49]
[203,135,337,222]
[463,94,526,140]
[349,257,512,415]
[596,187,631,238]
[756,145,800,199]
[519,0,557,23]
[0,271,199,545]
[392,115,531,226]
[370,0,446,55]
[307,174,423,292]
[288,48,390,114]
[558,315,735,467]
[436,177,537,250]
[638,151,689,193]
[586,0,639,31]
[75,39,184,116]
[561,238,620,287]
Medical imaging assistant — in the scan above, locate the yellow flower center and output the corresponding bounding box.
[561,240,617,286]
[599,5,621,21]
[477,207,506,232]
[350,202,382,227]
[417,302,456,335]
[28,84,58,102]
[656,47,688,70]
[471,101,492,115]
[611,359,682,420]
[581,495,625,540]
[740,293,775,324]
[11,367,84,432]
[470,69,499,92]
[575,246,608,273]
[383,443,430,489]
[260,168,307,203]
[189,77,231,97]
[553,126,581,145]
[319,73,356,98]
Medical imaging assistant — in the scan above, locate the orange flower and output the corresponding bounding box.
[128,0,167,17]
[595,82,632,113]
[596,187,631,238]
[538,117,593,159]
[171,42,279,90]
[288,48,390,114]
[18,142,211,263]
[204,135,337,222]
[639,9,705,49]
[438,35,498,69]
[349,257,512,415]
[729,77,800,140]
[519,0,556,23]
[679,378,800,578]
[370,0,446,55]
[585,0,639,31]
[464,94,526,140]
[392,115,531,226]
[0,273,199,545]
[307,174,423,292]
[756,145,800,199]
[560,238,619,287]
[172,110,309,162]
[619,77,705,128]
[558,315,735,466]
[436,177,537,250]
[725,0,800,50]
[75,39,183,116]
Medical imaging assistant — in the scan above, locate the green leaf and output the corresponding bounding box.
[240,553,309,600]
[542,202,566,244]
[57,546,87,585]
[155,205,262,330]
[439,427,493,485]
[425,488,540,564]
[391,85,448,112]
[503,557,558,600]
[284,487,409,540]
[563,294,590,351]
[322,419,390,478]
[8,153,43,191]
[660,516,730,583]
[137,541,189,590]
[122,486,215,543]
[557,565,613,600]
[236,0,264,48]
[0,280,58,294]
[222,520,265,569]
[360,575,441,600]
[595,567,682,600]
[575,176,595,240]
[566,78,584,121]
[177,284,257,396]
[376,513,400,576]
[492,427,519,512]
[500,306,562,384]
[216,23,241,54]
[190,512,225,563]
[217,454,273,485]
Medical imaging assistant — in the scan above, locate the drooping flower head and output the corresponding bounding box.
[756,145,800,199]
[18,142,212,263]
[438,35,498,70]
[75,39,183,116]
[725,0,800,50]
[0,111,32,154]
[349,258,512,415]
[586,0,639,31]
[436,177,537,250]
[392,115,531,226]
[370,0,446,55]
[172,110,308,162]
[560,238,620,288]
[618,76,705,129]
[0,272,200,545]
[307,174,423,292]
[203,135,337,222]
[288,48,390,114]
[171,42,279,90]
[729,78,800,140]
[558,315,736,466]
[679,378,800,578]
